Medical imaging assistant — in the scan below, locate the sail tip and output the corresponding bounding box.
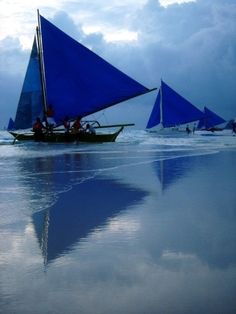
[148,87,158,92]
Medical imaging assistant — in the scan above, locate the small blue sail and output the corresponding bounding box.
[146,89,161,128]
[7,117,15,130]
[14,38,43,129]
[146,80,204,129]
[40,15,151,124]
[161,81,203,128]
[197,106,226,130]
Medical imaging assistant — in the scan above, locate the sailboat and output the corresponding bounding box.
[197,106,226,131]
[10,11,155,143]
[146,80,204,132]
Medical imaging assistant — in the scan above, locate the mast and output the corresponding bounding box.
[160,79,163,128]
[36,9,48,122]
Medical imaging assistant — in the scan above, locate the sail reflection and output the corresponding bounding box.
[21,150,148,265]
[33,177,146,265]
[155,154,198,192]
[151,151,236,270]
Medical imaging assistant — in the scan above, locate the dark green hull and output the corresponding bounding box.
[10,127,123,143]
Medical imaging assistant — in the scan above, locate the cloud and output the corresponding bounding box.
[0,0,236,128]
[0,36,29,126]
[130,0,236,118]
[159,0,196,7]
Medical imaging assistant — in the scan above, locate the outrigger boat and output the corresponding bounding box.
[10,11,155,143]
[10,122,128,143]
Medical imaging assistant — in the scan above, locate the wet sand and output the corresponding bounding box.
[0,140,235,314]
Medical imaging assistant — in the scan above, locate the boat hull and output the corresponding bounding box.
[10,127,123,143]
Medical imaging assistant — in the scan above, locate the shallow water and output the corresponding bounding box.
[0,130,236,314]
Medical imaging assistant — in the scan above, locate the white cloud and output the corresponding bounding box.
[83,25,138,43]
[0,1,62,50]
[0,0,147,48]
[159,0,196,7]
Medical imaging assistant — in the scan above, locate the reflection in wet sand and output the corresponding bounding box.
[33,176,146,265]
[0,138,236,314]
[12,148,147,265]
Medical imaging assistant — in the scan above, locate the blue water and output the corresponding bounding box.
[0,130,236,314]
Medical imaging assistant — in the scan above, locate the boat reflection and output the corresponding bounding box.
[155,153,198,192]
[23,150,147,266]
[151,151,236,269]
[33,176,146,265]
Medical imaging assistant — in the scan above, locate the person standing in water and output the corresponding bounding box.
[232,120,236,135]
[186,125,191,134]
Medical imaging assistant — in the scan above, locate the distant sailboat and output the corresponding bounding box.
[146,80,204,131]
[197,106,226,131]
[7,118,15,131]
[10,11,155,143]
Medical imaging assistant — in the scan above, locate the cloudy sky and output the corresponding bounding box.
[0,0,235,129]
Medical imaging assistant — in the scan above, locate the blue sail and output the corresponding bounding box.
[40,15,151,124]
[197,106,226,130]
[146,80,203,129]
[161,81,203,128]
[14,38,43,129]
[146,89,161,128]
[7,117,15,130]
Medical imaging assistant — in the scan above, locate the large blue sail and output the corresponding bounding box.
[197,106,226,130]
[161,81,203,128]
[146,89,161,128]
[14,38,42,129]
[40,15,151,124]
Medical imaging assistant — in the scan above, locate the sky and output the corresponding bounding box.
[0,0,235,129]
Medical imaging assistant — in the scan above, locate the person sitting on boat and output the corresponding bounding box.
[85,123,96,135]
[33,117,45,141]
[46,105,56,131]
[71,116,84,133]
[63,116,70,133]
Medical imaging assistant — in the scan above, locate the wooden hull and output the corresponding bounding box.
[10,127,123,143]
